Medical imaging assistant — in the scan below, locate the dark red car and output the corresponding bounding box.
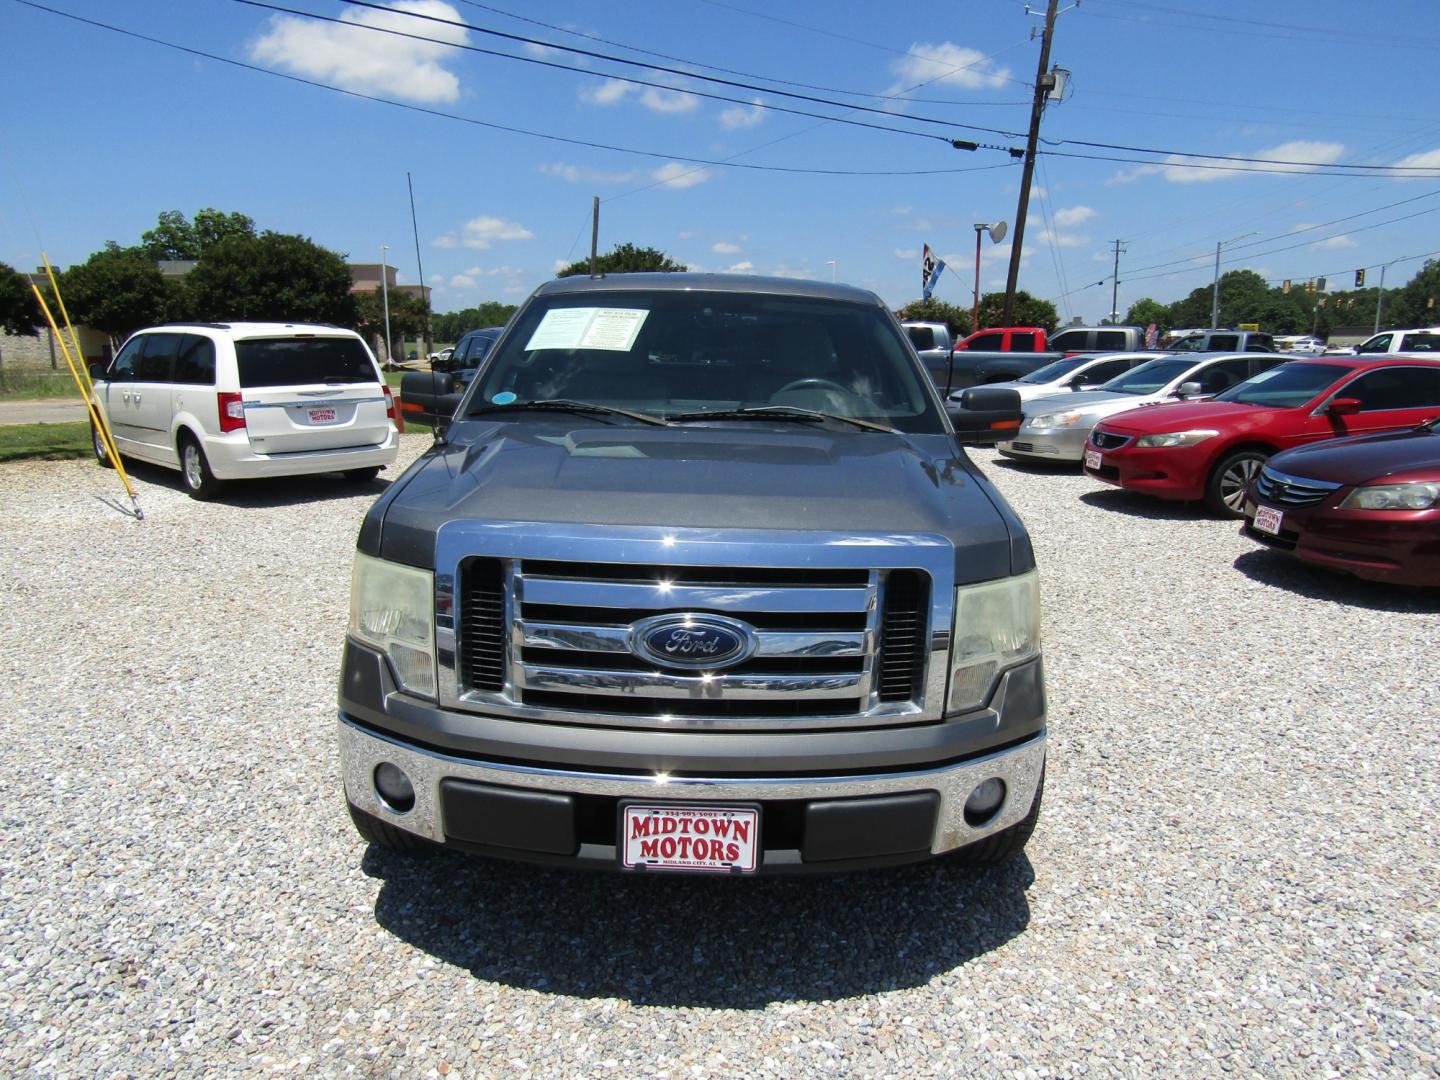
[1083,357,1440,516]
[1241,418,1440,586]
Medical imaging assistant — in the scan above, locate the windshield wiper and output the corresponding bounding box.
[667,406,897,433]
[465,398,668,426]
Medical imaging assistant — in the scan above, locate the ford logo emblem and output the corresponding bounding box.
[630,614,756,671]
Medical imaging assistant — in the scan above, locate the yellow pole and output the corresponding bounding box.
[29,282,144,519]
[42,256,87,388]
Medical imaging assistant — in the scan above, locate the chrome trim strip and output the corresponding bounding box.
[517,577,875,613]
[522,623,868,659]
[517,663,865,700]
[339,715,1046,857]
[243,396,387,409]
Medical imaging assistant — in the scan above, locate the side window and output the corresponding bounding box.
[135,333,179,382]
[1248,334,1274,351]
[1048,330,1081,352]
[1357,334,1391,354]
[906,326,935,351]
[1010,333,1036,352]
[1083,359,1132,384]
[1248,356,1285,377]
[1194,358,1251,394]
[174,335,216,385]
[1208,334,1239,351]
[1095,330,1127,350]
[108,336,145,381]
[969,332,1003,350]
[1343,367,1440,411]
[1405,333,1440,353]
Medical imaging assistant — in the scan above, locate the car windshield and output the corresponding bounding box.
[463,290,944,433]
[1214,362,1355,407]
[1100,357,1195,395]
[1019,357,1088,383]
[234,338,376,387]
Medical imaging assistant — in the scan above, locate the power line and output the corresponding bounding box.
[1039,148,1440,179]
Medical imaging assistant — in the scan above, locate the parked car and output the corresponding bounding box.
[340,272,1047,874]
[957,352,1165,404]
[1046,326,1149,354]
[902,320,1058,392]
[1242,417,1440,586]
[1083,357,1440,516]
[954,327,1049,352]
[428,345,454,364]
[999,352,1285,464]
[1351,328,1440,355]
[1274,335,1327,356]
[400,327,502,424]
[89,322,400,499]
[1168,329,1276,353]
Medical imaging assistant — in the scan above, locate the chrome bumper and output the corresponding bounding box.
[339,716,1046,858]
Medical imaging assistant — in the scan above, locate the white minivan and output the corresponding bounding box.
[91,322,401,499]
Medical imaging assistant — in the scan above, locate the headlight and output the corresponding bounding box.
[349,552,438,698]
[1135,429,1220,448]
[948,570,1041,714]
[1338,482,1440,511]
[1029,411,1083,428]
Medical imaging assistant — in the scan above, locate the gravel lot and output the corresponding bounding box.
[2,435,1436,1078]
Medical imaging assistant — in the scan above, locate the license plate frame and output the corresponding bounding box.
[618,802,761,874]
[308,407,338,424]
[1084,448,1102,470]
[1253,505,1284,535]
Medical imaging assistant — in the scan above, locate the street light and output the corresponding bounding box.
[825,259,837,283]
[379,244,392,365]
[973,221,1008,332]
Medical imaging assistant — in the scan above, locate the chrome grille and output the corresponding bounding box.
[454,557,934,727]
[1254,466,1342,508]
[1090,430,1131,451]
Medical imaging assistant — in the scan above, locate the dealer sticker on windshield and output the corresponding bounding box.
[1253,506,1283,535]
[524,307,649,352]
[620,803,759,873]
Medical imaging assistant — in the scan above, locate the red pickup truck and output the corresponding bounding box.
[955,327,1048,352]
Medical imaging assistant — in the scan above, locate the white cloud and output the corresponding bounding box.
[652,162,711,189]
[250,1,466,104]
[725,261,755,273]
[1037,229,1087,248]
[1312,235,1356,250]
[1390,147,1440,179]
[448,273,477,288]
[1113,140,1347,184]
[894,248,919,260]
[719,98,765,130]
[438,215,534,250]
[712,241,741,254]
[537,162,638,184]
[678,231,695,240]
[551,259,569,274]
[887,42,1012,93]
[581,78,699,113]
[1053,206,1095,227]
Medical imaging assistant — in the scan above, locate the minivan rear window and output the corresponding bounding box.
[235,338,377,387]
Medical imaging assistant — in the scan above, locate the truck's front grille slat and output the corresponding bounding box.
[877,570,928,703]
[460,557,506,692]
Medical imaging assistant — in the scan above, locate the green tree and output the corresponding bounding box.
[140,208,256,260]
[0,261,43,336]
[1124,297,1169,330]
[1387,258,1440,327]
[56,244,178,340]
[556,243,686,277]
[355,289,430,357]
[976,290,1057,333]
[185,232,355,324]
[894,299,972,339]
[432,302,518,343]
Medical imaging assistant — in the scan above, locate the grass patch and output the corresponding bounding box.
[0,371,78,400]
[0,421,92,462]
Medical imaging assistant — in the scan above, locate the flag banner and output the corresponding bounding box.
[1144,323,1159,348]
[922,244,945,300]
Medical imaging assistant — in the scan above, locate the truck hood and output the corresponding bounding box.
[1268,425,1440,486]
[367,421,1028,581]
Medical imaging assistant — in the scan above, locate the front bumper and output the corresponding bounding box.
[998,423,1093,462]
[1083,441,1209,501]
[1242,498,1440,586]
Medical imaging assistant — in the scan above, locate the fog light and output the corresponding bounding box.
[374,762,416,813]
[963,778,1006,826]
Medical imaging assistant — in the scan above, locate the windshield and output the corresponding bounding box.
[463,290,944,433]
[235,337,377,387]
[1019,357,1088,383]
[1214,362,1354,407]
[1100,357,1196,395]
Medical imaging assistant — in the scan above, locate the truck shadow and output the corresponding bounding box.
[362,848,1034,1008]
[1231,549,1440,612]
[1078,489,1216,521]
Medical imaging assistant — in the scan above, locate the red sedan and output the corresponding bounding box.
[1082,357,1440,516]
[1241,419,1440,586]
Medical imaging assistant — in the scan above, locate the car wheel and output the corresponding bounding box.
[178,435,224,500]
[91,422,114,468]
[1205,449,1268,518]
[952,766,1044,866]
[343,466,382,484]
[347,801,433,852]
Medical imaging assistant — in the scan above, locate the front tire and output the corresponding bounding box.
[178,435,224,500]
[91,422,114,468]
[343,466,382,484]
[1205,449,1268,518]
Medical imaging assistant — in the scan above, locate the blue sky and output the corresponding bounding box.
[3,0,1438,322]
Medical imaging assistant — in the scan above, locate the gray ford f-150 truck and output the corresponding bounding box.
[340,273,1046,874]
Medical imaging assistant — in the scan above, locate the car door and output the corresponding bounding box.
[169,334,217,463]
[96,335,145,452]
[127,333,180,461]
[1069,356,1134,390]
[1325,365,1440,438]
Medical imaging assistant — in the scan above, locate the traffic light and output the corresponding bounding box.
[1355,269,1366,287]
[1316,276,1326,291]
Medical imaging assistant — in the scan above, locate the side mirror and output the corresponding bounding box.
[88,362,108,383]
[946,386,1023,445]
[1327,397,1362,416]
[1177,381,1203,398]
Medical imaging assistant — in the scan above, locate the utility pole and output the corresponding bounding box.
[1108,239,1127,323]
[1209,232,1256,328]
[1002,0,1060,323]
[589,196,600,277]
[379,244,392,365]
[1374,263,1388,333]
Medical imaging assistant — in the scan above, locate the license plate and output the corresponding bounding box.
[308,407,337,424]
[1253,505,1283,535]
[1084,449,1102,470]
[620,803,760,873]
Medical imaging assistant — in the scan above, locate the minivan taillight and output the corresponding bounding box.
[217,392,246,433]
[383,385,404,433]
